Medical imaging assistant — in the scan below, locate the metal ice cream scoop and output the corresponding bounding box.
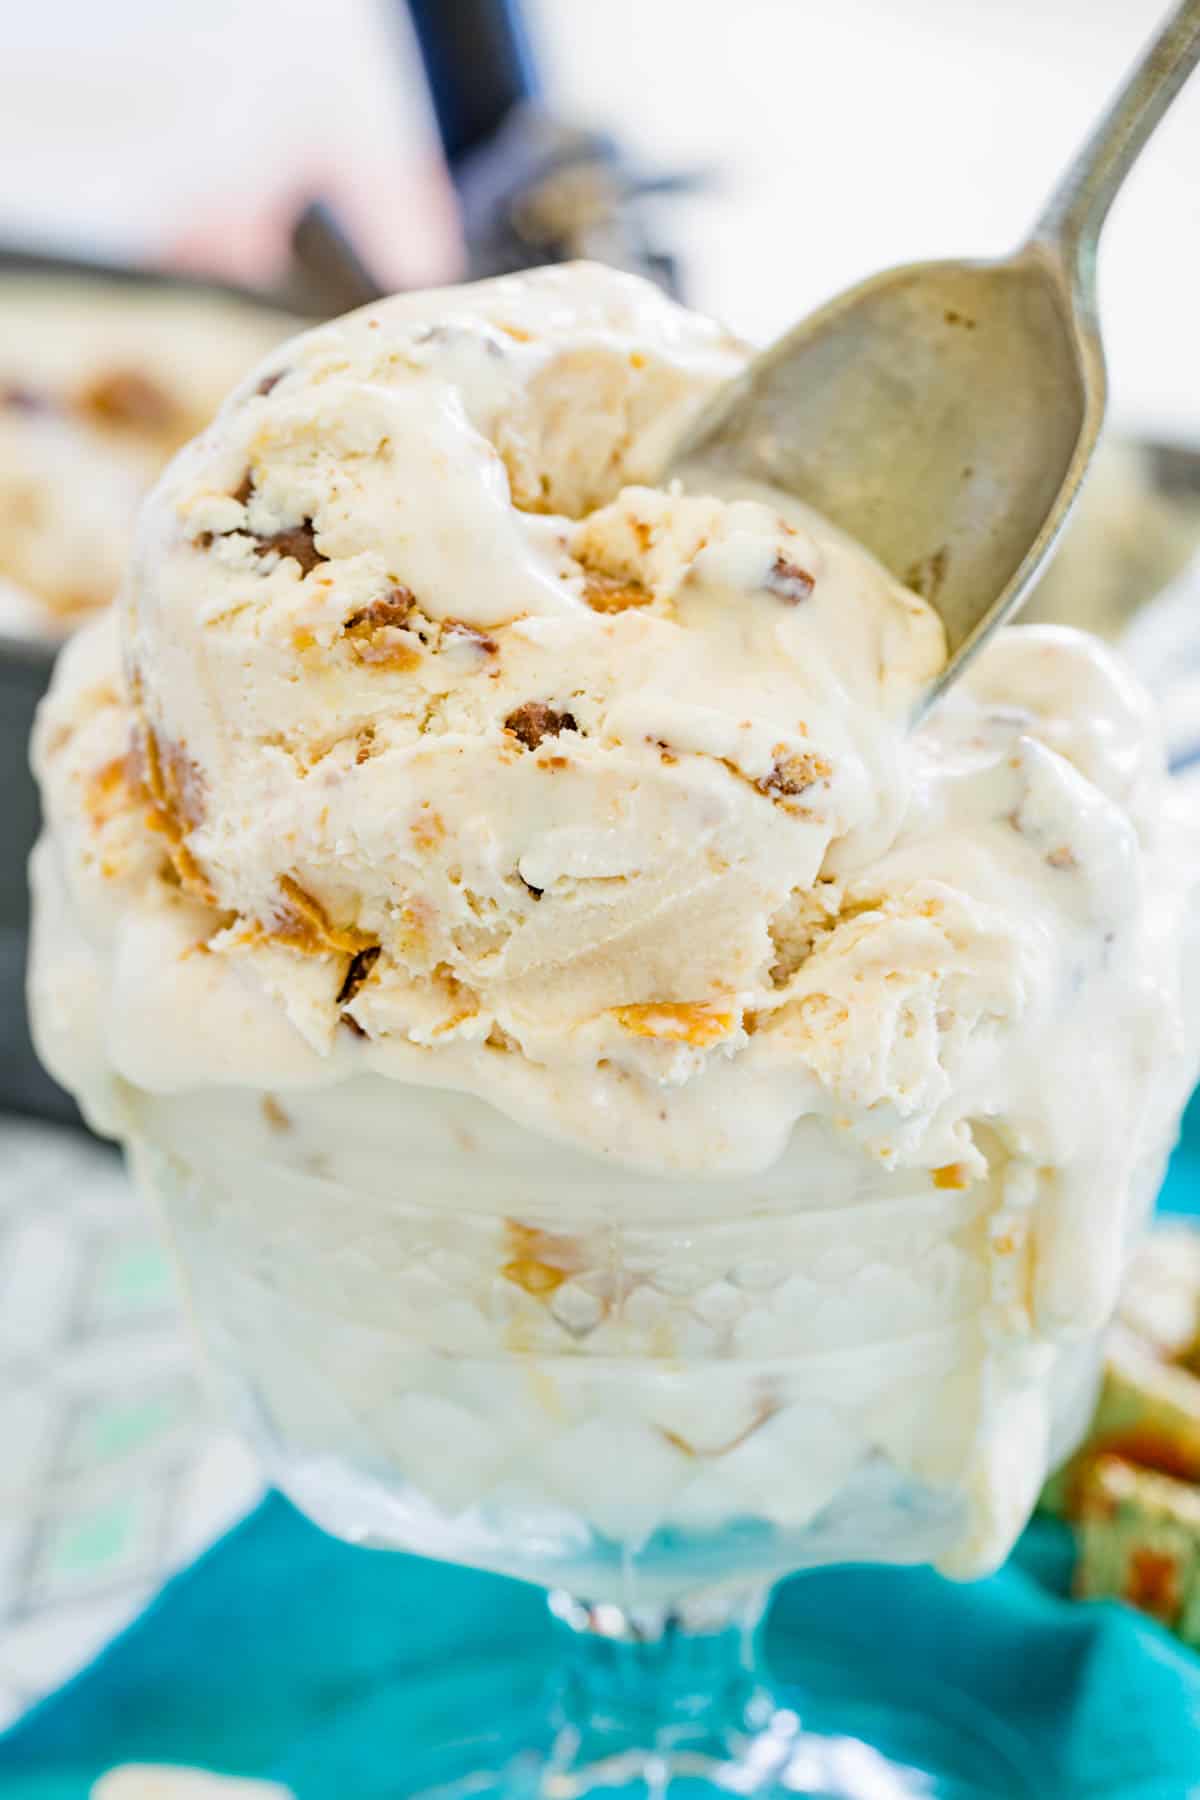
[668,0,1200,716]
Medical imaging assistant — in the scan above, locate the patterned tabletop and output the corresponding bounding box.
[0,1116,261,1729]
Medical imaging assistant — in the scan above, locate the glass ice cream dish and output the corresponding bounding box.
[30,266,1200,1797]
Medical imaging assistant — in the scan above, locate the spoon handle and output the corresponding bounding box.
[1033,0,1200,271]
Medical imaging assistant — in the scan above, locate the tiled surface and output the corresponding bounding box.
[0,1118,261,1728]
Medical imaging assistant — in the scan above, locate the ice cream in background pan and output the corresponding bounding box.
[29,263,1200,1595]
[0,281,297,633]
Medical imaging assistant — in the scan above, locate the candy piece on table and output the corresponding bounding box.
[1076,1456,1200,1647]
[92,1769,292,1799]
[1041,1223,1200,1520]
[1041,1325,1200,1517]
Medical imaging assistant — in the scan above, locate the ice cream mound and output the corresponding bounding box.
[30,265,1193,1200]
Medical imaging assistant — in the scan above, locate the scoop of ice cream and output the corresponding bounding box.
[0,280,296,630]
[32,266,1192,1183]
[32,268,1192,1185]
[29,263,1200,1579]
[36,263,949,1122]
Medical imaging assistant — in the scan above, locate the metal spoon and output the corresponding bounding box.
[669,0,1200,716]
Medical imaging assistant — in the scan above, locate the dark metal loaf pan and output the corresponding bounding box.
[0,635,61,1119]
[0,251,310,1127]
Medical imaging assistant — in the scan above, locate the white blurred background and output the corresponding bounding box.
[0,0,1196,436]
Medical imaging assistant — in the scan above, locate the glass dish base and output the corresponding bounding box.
[286,1612,1041,1800]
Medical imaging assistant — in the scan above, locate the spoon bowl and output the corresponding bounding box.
[670,0,1199,715]
[675,244,1101,710]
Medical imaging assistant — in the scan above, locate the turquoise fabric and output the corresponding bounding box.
[5,1095,1200,1799]
[2,1503,1200,1798]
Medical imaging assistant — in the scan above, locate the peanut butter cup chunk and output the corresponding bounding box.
[337,944,381,1006]
[272,875,371,955]
[757,750,832,799]
[252,519,326,576]
[504,702,578,749]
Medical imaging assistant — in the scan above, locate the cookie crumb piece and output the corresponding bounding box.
[764,556,815,603]
[345,588,416,633]
[337,944,381,1006]
[443,620,498,654]
[757,750,832,799]
[613,1002,736,1048]
[583,573,653,614]
[253,520,326,576]
[343,588,424,669]
[504,702,578,749]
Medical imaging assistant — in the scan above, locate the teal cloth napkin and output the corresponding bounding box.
[6,1090,1200,1799]
[2,1502,1200,1798]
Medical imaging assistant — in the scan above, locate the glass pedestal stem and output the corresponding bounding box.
[543,1585,795,1793]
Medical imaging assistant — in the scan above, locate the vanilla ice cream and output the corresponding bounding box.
[29,264,1200,1596]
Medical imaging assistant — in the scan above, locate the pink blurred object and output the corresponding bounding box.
[0,0,464,304]
[166,154,464,300]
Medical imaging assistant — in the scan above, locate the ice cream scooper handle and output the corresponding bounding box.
[1031,0,1200,273]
